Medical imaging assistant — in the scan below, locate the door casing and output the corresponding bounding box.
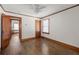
[1,14,22,50]
[35,20,41,38]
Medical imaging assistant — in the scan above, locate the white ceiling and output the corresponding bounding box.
[2,4,75,18]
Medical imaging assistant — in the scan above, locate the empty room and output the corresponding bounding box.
[0,4,79,55]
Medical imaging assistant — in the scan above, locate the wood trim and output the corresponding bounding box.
[1,14,3,50]
[2,13,22,19]
[42,32,49,34]
[12,32,19,34]
[1,14,22,50]
[41,18,50,34]
[1,14,3,51]
[1,14,22,40]
[35,20,41,38]
[40,4,79,19]
[41,36,79,52]
[1,15,11,50]
[19,17,22,42]
[22,37,35,42]
[10,16,22,42]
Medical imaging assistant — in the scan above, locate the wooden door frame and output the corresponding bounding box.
[35,20,41,38]
[10,17,22,41]
[10,16,22,42]
[1,14,12,50]
[1,14,22,50]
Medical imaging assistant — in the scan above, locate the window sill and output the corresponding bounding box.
[42,32,49,34]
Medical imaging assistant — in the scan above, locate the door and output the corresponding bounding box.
[1,15,11,50]
[35,20,41,38]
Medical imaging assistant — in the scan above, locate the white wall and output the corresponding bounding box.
[41,6,79,48]
[0,6,36,48]
[0,6,4,48]
[4,12,35,40]
[22,16,35,39]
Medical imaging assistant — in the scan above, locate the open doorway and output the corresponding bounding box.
[11,20,19,34]
[10,17,22,40]
[1,15,22,50]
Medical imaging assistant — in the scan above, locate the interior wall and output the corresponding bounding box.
[41,6,79,48]
[4,12,35,40]
[0,6,36,48]
[0,6,4,48]
[22,16,35,39]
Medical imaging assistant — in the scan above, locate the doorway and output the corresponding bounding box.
[35,20,41,38]
[1,15,22,50]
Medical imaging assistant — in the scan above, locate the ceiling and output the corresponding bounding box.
[2,4,75,18]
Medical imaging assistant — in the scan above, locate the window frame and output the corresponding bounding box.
[42,18,50,34]
[13,23,19,30]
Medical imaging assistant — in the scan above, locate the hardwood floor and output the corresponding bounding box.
[2,33,24,55]
[1,34,79,55]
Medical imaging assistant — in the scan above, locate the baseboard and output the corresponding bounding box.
[12,32,19,34]
[41,36,79,52]
[22,37,35,42]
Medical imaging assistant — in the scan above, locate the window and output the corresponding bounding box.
[13,23,19,30]
[42,19,49,34]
